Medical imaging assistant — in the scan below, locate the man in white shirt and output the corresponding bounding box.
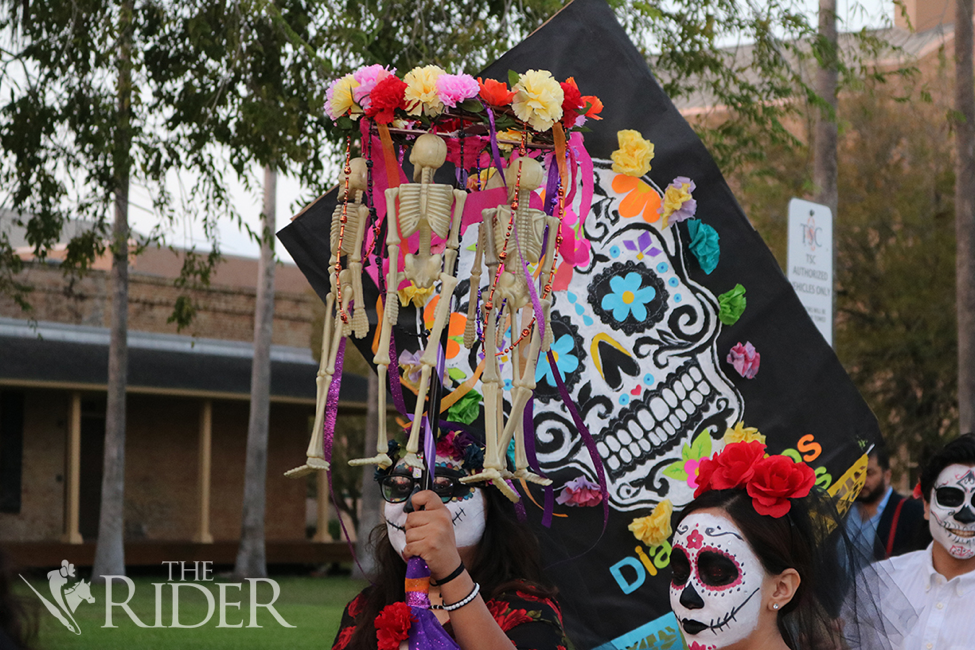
[872,433,975,650]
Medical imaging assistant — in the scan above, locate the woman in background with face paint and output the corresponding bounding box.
[666,441,891,650]
[331,434,569,650]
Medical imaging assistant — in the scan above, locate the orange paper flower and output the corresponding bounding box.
[478,78,515,107]
[612,175,662,224]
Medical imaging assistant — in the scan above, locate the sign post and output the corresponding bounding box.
[787,198,834,346]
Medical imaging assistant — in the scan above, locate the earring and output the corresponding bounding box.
[772,603,780,610]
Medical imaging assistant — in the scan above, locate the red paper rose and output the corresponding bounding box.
[693,441,767,498]
[560,77,584,127]
[366,76,408,124]
[334,627,355,650]
[375,602,414,650]
[746,455,816,518]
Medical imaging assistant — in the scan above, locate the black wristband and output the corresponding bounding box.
[431,561,465,586]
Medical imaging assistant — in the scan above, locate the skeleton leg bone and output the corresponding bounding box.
[348,294,396,469]
[286,294,343,478]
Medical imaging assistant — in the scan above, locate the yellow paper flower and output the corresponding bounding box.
[326,74,361,121]
[611,130,655,177]
[628,499,673,547]
[723,421,766,445]
[660,181,693,228]
[511,70,564,132]
[404,65,446,117]
[398,283,435,307]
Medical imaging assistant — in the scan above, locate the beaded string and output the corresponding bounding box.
[365,121,379,259]
[335,136,352,325]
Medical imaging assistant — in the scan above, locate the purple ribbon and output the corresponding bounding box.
[482,102,507,188]
[512,226,545,345]
[387,333,410,417]
[546,349,609,533]
[522,397,554,527]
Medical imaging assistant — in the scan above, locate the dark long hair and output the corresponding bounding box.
[674,489,844,650]
[348,485,556,650]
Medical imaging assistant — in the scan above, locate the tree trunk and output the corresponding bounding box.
[352,371,382,579]
[91,0,133,582]
[234,166,277,579]
[956,0,975,433]
[813,0,838,344]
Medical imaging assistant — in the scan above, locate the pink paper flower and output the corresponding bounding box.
[353,65,396,110]
[556,476,603,507]
[727,341,760,379]
[436,73,480,109]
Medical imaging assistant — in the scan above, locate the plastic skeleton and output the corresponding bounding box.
[353,133,467,470]
[462,156,559,500]
[286,158,370,478]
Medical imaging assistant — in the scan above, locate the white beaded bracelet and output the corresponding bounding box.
[436,582,480,612]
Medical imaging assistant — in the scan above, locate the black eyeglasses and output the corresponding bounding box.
[935,487,975,508]
[379,473,473,504]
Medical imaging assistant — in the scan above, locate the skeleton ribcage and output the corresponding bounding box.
[493,205,546,264]
[397,184,455,239]
[330,204,361,256]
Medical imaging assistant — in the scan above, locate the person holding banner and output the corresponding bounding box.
[331,435,569,650]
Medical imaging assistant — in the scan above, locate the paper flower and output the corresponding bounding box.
[659,177,697,227]
[611,130,654,177]
[325,74,361,121]
[353,64,395,110]
[694,441,768,498]
[375,602,414,650]
[478,77,515,106]
[727,341,760,379]
[746,455,816,517]
[511,69,564,131]
[445,388,482,426]
[366,75,408,124]
[398,349,423,387]
[436,73,480,109]
[723,421,765,445]
[404,65,446,117]
[556,476,603,507]
[536,333,579,387]
[686,219,720,275]
[560,77,584,128]
[718,284,747,326]
[628,499,673,547]
[398,282,435,307]
[600,272,657,322]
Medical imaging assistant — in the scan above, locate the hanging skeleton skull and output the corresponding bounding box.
[928,463,975,560]
[669,512,764,650]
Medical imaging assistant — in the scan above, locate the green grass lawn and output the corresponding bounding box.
[18,572,366,650]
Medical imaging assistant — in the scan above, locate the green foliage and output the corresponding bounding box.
[733,77,958,479]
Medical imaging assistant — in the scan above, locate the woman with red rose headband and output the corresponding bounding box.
[667,441,912,650]
[331,434,569,650]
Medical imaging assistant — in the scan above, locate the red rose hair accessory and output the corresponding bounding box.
[695,441,816,518]
[911,479,923,500]
[375,601,414,650]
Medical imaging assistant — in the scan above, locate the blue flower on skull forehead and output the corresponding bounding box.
[601,272,658,322]
[536,333,579,387]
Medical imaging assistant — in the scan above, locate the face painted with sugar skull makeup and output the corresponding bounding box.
[669,511,764,650]
[928,463,975,560]
[381,455,486,558]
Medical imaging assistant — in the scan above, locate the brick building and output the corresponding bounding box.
[0,218,363,567]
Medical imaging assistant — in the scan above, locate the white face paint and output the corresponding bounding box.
[669,512,764,650]
[382,458,487,558]
[929,463,975,560]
